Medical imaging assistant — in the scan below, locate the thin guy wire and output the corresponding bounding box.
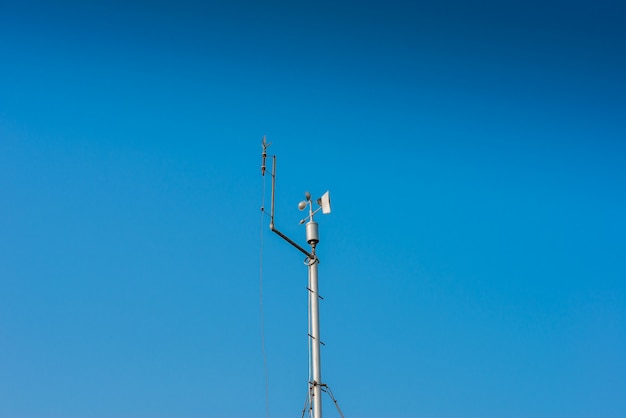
[301,388,311,418]
[324,385,345,418]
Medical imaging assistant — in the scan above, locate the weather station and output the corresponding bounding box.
[260,137,343,418]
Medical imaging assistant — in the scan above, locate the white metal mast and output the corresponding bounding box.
[301,193,325,418]
[261,137,334,418]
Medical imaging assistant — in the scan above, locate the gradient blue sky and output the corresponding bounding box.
[1,1,625,417]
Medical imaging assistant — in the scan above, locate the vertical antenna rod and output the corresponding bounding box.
[261,135,270,176]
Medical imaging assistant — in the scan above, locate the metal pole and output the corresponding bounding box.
[261,140,336,418]
[309,245,322,418]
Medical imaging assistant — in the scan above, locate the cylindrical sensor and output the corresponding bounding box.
[306,221,319,244]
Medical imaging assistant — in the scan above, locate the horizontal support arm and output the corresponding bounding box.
[270,224,315,260]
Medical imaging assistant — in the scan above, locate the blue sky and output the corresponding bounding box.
[1,1,625,417]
